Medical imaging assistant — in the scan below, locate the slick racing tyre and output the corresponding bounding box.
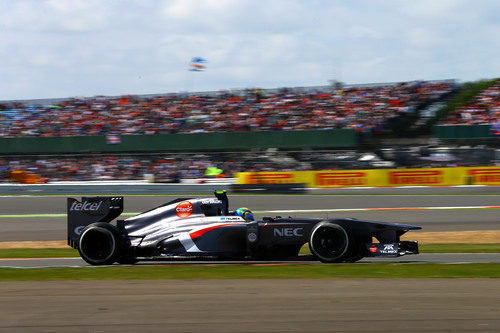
[78,222,122,265]
[309,222,350,263]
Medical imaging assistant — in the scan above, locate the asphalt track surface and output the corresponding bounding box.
[1,253,500,268]
[1,279,499,332]
[0,193,499,241]
[1,191,500,332]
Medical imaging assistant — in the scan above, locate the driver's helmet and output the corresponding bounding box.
[235,207,254,221]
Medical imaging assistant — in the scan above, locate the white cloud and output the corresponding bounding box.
[0,0,498,100]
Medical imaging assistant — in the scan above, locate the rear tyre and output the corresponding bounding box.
[78,222,122,265]
[309,222,350,263]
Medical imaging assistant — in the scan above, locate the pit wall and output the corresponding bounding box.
[236,166,500,187]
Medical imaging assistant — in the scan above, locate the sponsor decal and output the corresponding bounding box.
[246,173,294,184]
[380,244,397,254]
[273,227,303,237]
[70,201,102,212]
[74,226,85,236]
[201,199,222,205]
[369,245,378,253]
[467,168,500,184]
[389,170,443,185]
[175,201,193,218]
[316,172,367,186]
[224,216,244,221]
[247,232,257,242]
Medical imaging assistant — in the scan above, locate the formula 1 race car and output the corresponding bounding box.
[67,191,421,265]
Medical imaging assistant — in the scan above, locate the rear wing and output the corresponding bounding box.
[67,197,123,249]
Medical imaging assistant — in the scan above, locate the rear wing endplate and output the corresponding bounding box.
[67,196,123,249]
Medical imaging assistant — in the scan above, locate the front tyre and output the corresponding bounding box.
[309,222,349,263]
[78,222,122,265]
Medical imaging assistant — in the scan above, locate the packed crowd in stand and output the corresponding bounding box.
[0,81,454,138]
[7,79,497,183]
[440,80,500,132]
[0,156,207,182]
[0,154,303,182]
[1,145,496,183]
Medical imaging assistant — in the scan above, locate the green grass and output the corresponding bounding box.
[420,243,500,253]
[1,245,499,281]
[1,243,499,259]
[0,263,499,281]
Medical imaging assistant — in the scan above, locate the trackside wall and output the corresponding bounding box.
[0,129,356,154]
[236,166,500,187]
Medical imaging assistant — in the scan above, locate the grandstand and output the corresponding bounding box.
[1,79,499,183]
[440,80,499,127]
[0,80,455,138]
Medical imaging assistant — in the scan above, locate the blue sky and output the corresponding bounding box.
[0,0,499,100]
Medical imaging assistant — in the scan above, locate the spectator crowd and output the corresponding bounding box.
[0,81,454,138]
[440,80,500,133]
[0,153,304,182]
[0,80,470,183]
[2,145,496,183]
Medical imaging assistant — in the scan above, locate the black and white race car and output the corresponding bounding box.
[67,191,420,265]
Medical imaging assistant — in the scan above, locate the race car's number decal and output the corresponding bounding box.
[273,227,303,237]
[176,201,193,218]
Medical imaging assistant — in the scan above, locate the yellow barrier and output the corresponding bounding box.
[466,167,500,185]
[386,168,463,187]
[313,170,386,187]
[238,171,311,185]
[236,166,500,187]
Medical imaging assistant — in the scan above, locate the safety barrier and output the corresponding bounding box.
[434,125,492,139]
[0,183,232,195]
[0,129,356,154]
[236,166,500,187]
